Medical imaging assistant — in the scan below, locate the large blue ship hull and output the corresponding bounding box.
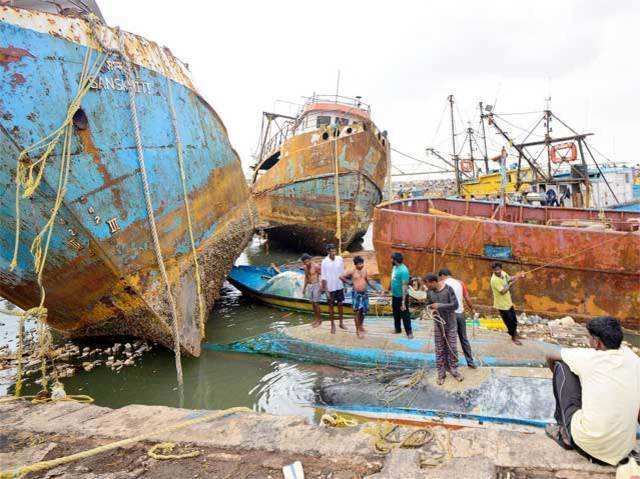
[0,7,253,355]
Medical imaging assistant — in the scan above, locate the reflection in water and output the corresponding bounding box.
[0,235,349,419]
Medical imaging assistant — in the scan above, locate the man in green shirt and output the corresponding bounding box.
[390,252,412,338]
[489,261,524,345]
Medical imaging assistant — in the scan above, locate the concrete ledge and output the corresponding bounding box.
[0,399,620,478]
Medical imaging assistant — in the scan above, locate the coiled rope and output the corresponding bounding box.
[320,413,358,428]
[118,32,184,396]
[147,442,200,460]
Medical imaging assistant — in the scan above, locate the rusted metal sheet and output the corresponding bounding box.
[0,7,253,356]
[3,1,105,21]
[253,121,389,253]
[1,6,196,91]
[373,198,640,332]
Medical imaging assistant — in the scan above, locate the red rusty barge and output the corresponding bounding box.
[373,198,640,331]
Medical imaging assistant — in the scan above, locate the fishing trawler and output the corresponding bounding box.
[373,198,640,332]
[0,1,253,356]
[439,96,636,208]
[252,95,390,253]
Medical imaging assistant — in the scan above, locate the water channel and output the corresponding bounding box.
[0,234,368,422]
[1,230,638,422]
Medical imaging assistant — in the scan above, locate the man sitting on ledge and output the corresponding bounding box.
[545,316,640,466]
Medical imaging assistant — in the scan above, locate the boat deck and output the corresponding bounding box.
[213,318,559,368]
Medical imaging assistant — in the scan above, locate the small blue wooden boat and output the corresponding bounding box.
[227,265,394,316]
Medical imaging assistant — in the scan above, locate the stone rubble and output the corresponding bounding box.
[0,337,154,389]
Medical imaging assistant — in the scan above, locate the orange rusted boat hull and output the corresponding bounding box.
[253,122,389,253]
[373,198,640,332]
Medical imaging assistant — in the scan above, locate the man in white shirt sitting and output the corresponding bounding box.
[320,244,346,334]
[545,316,640,466]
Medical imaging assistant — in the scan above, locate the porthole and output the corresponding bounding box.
[322,132,329,140]
[73,108,89,130]
[346,127,353,134]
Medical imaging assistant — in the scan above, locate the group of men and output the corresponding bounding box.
[302,244,379,338]
[300,245,640,467]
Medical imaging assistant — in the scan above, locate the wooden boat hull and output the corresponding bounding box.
[253,123,389,253]
[0,7,253,356]
[373,198,640,332]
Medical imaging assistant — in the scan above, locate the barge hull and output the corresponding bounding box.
[373,198,640,331]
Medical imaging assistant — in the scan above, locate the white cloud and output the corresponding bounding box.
[100,0,640,174]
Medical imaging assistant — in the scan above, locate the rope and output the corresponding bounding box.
[166,79,206,339]
[9,46,106,397]
[0,407,252,479]
[118,32,184,395]
[333,126,343,253]
[14,314,25,397]
[520,232,633,277]
[147,442,200,460]
[364,422,443,459]
[320,413,358,428]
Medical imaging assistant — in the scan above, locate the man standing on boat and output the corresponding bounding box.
[438,268,476,368]
[490,262,525,345]
[340,255,381,339]
[544,316,640,466]
[390,252,413,339]
[321,244,346,334]
[302,253,322,328]
[425,273,463,385]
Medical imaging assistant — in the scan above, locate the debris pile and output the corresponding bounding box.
[0,337,154,389]
[472,313,639,355]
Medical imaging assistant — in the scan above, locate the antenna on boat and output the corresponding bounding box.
[544,106,553,178]
[499,146,508,208]
[479,102,490,173]
[448,95,461,195]
[335,70,341,103]
[467,123,475,177]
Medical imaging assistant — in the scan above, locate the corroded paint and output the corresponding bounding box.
[373,198,640,331]
[0,44,33,68]
[1,6,196,91]
[253,121,389,252]
[0,10,252,355]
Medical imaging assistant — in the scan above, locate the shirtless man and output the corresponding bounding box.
[301,253,322,327]
[340,256,380,338]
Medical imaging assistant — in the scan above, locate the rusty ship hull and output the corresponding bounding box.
[373,198,640,332]
[0,6,253,356]
[253,102,389,254]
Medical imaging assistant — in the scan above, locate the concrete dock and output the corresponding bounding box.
[0,398,623,478]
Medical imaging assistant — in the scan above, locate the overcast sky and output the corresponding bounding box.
[101,0,639,176]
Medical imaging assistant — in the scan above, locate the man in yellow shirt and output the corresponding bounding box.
[545,316,640,466]
[489,262,524,345]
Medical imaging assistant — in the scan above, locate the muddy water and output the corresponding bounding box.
[0,234,372,421]
[1,228,638,420]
